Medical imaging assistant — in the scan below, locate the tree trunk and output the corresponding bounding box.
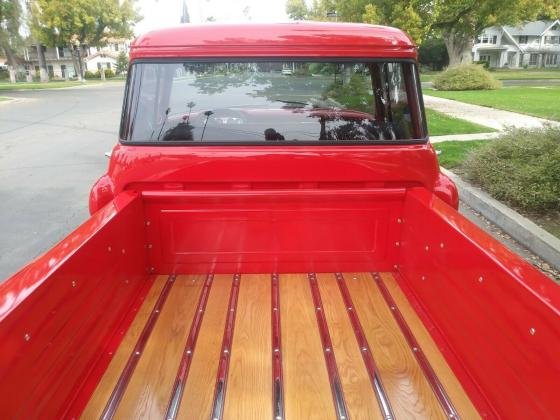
[2,45,18,83]
[77,47,85,82]
[443,32,473,67]
[37,44,49,83]
[69,44,83,81]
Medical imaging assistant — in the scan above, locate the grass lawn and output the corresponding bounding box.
[425,86,560,121]
[420,68,560,82]
[426,108,494,136]
[0,96,10,101]
[0,78,124,91]
[433,139,488,168]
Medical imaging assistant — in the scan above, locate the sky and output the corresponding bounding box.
[134,0,291,35]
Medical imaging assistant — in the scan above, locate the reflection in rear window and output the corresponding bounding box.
[122,61,424,143]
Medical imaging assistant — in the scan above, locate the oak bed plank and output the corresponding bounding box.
[280,273,336,420]
[114,274,205,420]
[345,272,446,420]
[223,274,272,420]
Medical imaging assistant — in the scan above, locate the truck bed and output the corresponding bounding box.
[82,272,478,419]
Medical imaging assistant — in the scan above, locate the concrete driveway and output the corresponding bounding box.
[0,83,124,280]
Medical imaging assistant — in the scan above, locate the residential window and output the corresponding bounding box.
[113,43,119,51]
[545,36,560,44]
[480,35,498,44]
[480,55,491,63]
[518,36,529,44]
[545,54,559,65]
[106,63,111,70]
[57,46,65,58]
[529,54,538,65]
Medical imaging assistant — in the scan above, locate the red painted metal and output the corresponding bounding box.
[130,22,416,60]
[335,273,394,419]
[308,273,349,420]
[210,274,241,420]
[63,275,157,419]
[98,143,440,204]
[165,274,214,420]
[89,174,115,215]
[101,275,176,419]
[397,188,560,419]
[2,21,558,420]
[271,274,285,420]
[90,142,459,215]
[141,188,404,274]
[372,272,459,419]
[0,192,148,419]
[392,271,497,419]
[433,171,459,210]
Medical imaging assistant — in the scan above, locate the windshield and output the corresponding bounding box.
[121,61,425,144]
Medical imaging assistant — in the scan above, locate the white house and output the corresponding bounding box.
[472,20,560,68]
[23,39,131,79]
[84,40,130,73]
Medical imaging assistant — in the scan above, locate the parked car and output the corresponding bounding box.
[1,23,558,420]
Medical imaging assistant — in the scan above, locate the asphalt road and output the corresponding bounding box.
[0,83,125,279]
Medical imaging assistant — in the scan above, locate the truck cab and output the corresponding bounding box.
[1,23,558,419]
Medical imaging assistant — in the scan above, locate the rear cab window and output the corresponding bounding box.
[121,60,426,145]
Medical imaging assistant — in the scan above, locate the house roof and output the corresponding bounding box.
[130,22,417,60]
[503,20,559,36]
[84,51,119,62]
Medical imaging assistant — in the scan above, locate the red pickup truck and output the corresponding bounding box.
[1,23,559,420]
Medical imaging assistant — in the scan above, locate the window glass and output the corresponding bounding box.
[124,61,422,143]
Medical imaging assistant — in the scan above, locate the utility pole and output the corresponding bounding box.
[181,0,190,24]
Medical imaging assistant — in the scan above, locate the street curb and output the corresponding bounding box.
[442,168,560,271]
[430,132,500,143]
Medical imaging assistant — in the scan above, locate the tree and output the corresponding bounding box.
[286,0,309,20]
[0,0,23,83]
[287,0,560,66]
[31,0,141,80]
[418,37,449,70]
[115,50,128,74]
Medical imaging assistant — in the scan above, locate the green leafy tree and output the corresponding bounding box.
[287,0,560,66]
[286,0,309,20]
[0,0,23,82]
[31,0,141,80]
[418,37,449,70]
[115,50,128,74]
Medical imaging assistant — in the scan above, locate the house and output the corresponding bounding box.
[472,20,560,68]
[22,39,131,79]
[84,40,130,73]
[24,45,78,79]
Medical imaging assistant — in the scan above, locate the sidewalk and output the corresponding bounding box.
[424,94,560,131]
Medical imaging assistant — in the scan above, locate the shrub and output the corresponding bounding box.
[472,60,490,70]
[433,64,501,91]
[84,70,100,79]
[104,68,115,78]
[464,126,560,212]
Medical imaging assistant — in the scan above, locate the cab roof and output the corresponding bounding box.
[130,22,417,60]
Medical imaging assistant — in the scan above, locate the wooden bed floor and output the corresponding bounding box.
[82,273,479,420]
